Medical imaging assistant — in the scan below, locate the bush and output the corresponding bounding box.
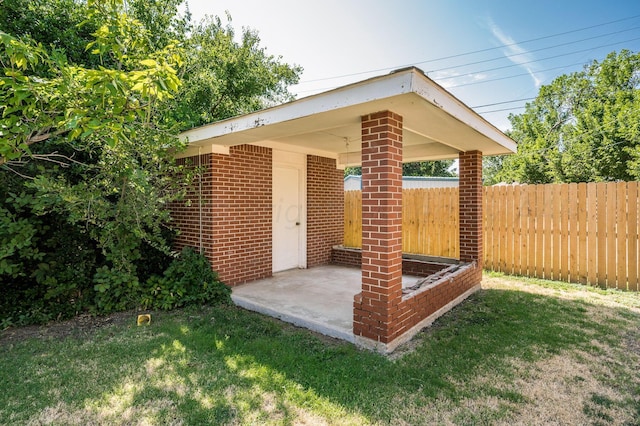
[141,247,231,310]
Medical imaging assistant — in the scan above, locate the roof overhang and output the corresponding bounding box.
[178,67,517,168]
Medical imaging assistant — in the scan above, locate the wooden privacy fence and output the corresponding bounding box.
[344,181,640,291]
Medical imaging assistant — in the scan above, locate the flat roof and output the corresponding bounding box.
[179,67,517,166]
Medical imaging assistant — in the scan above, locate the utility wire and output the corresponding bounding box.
[436,27,640,81]
[446,38,640,89]
[429,26,640,75]
[472,97,536,108]
[295,14,640,85]
[297,37,638,95]
[479,106,528,114]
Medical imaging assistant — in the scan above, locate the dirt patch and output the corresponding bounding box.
[0,310,136,345]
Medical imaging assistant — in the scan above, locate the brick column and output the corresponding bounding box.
[353,111,403,343]
[459,151,483,266]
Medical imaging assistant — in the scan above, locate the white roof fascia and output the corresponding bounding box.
[180,71,415,144]
[408,71,517,153]
[179,67,517,156]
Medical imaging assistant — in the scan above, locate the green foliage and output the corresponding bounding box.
[402,160,455,177]
[0,202,42,277]
[93,266,140,313]
[0,0,298,324]
[141,247,231,310]
[163,13,302,129]
[344,160,456,178]
[489,50,640,184]
[0,0,102,68]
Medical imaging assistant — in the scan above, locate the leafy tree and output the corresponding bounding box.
[164,14,302,130]
[0,0,302,323]
[0,0,102,67]
[402,160,455,177]
[0,0,188,317]
[344,160,455,177]
[489,50,640,184]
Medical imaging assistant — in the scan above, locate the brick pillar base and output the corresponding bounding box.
[353,111,403,344]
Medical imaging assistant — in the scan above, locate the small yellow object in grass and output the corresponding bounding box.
[137,314,151,326]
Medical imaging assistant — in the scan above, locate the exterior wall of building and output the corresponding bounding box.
[171,153,216,260]
[171,145,273,286]
[171,146,343,285]
[307,155,344,267]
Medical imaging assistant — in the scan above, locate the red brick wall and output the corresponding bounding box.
[171,145,272,286]
[459,151,483,266]
[171,153,215,259]
[391,262,482,340]
[307,155,344,267]
[354,111,404,343]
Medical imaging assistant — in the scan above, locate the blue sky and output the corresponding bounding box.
[185,0,640,130]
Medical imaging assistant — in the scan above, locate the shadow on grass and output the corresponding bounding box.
[1,287,638,424]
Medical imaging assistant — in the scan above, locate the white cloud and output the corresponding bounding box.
[487,18,543,88]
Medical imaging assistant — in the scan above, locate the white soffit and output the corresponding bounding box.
[178,67,517,163]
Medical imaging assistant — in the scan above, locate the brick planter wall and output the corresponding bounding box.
[331,246,452,276]
[352,139,485,350]
[307,155,344,267]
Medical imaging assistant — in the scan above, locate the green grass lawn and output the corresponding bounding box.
[1,273,639,425]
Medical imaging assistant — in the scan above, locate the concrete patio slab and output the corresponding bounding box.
[231,265,421,343]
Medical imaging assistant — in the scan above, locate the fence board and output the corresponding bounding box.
[556,185,571,281]
[596,183,608,287]
[534,186,543,278]
[483,187,493,269]
[498,186,507,271]
[568,183,578,282]
[552,184,562,280]
[505,186,517,274]
[513,185,522,275]
[528,185,537,277]
[576,183,587,284]
[343,181,640,291]
[629,181,639,291]
[607,184,617,288]
[617,182,627,290]
[518,185,529,276]
[587,183,598,286]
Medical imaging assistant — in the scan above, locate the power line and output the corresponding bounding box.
[295,14,640,85]
[429,25,640,75]
[448,37,640,89]
[479,105,528,114]
[473,98,536,108]
[295,40,638,95]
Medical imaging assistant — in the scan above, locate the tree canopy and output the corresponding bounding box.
[485,50,640,185]
[0,0,301,323]
[344,160,456,178]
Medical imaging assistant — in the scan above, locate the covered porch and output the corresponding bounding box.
[180,66,516,352]
[231,263,476,345]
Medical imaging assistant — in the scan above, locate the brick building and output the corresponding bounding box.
[171,67,516,352]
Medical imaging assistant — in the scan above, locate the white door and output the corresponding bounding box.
[273,165,302,272]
